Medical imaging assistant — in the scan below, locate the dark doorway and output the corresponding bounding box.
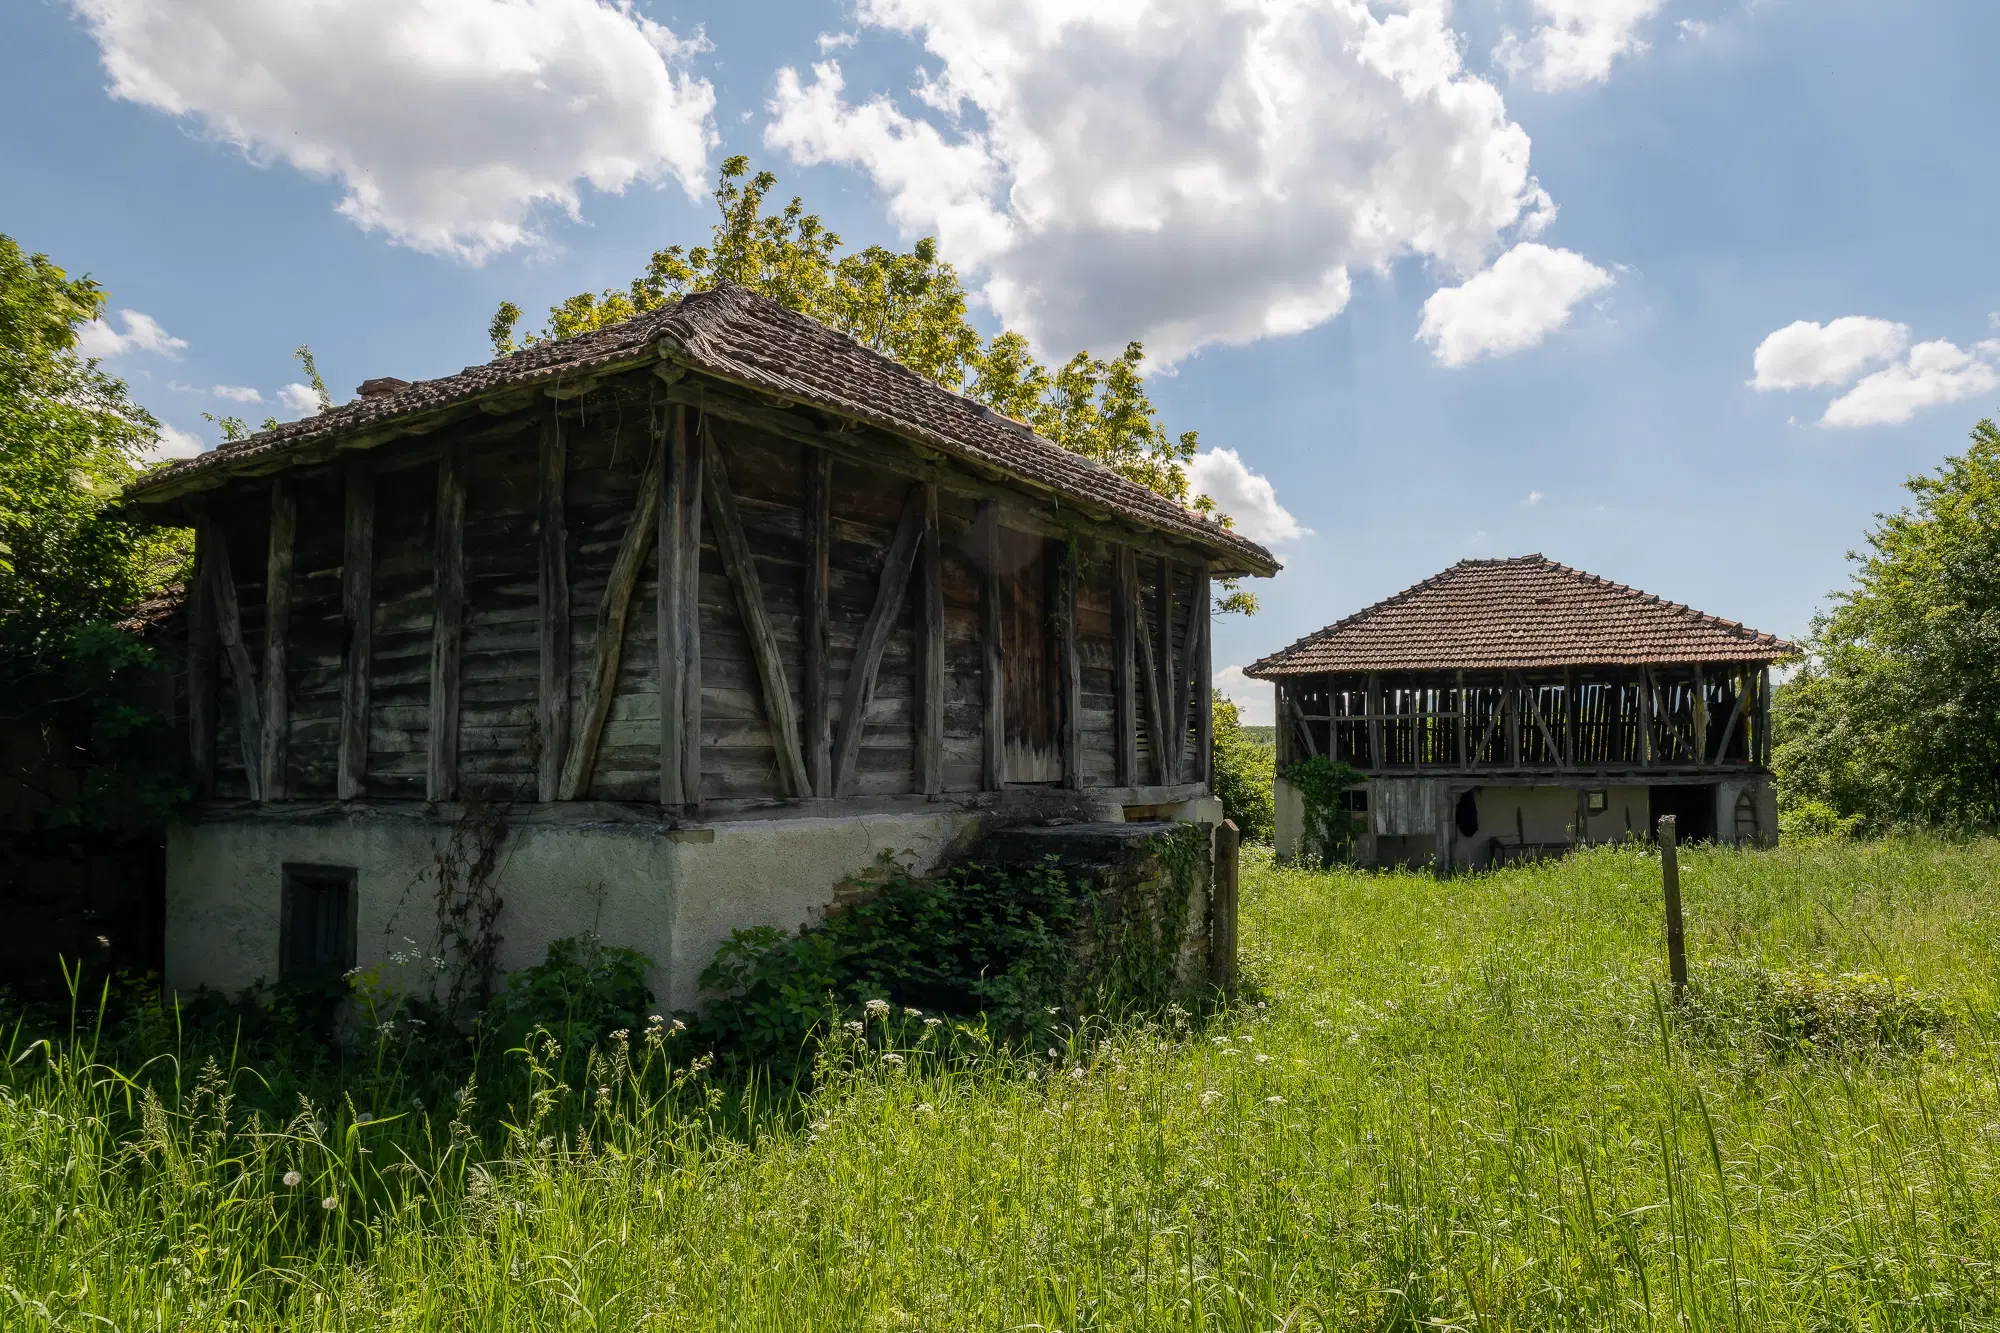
[1648,785,1716,843]
[1455,789,1480,838]
[280,864,358,978]
[998,527,1060,783]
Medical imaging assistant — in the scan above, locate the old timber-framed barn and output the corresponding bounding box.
[125,283,1278,1005]
[1247,556,1793,871]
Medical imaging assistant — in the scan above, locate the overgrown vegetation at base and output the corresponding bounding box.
[7,838,2000,1328]
[1209,689,1274,841]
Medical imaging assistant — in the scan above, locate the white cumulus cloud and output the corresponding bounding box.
[75,309,187,360]
[212,384,263,403]
[1186,448,1306,546]
[1496,0,1668,92]
[1822,340,2000,429]
[278,383,325,417]
[72,0,717,261]
[766,0,1561,364]
[142,422,208,462]
[1751,317,1909,391]
[1416,242,1613,366]
[1212,665,1273,728]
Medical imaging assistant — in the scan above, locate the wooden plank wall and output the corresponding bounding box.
[189,383,1209,808]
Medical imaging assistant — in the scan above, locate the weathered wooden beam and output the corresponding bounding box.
[1506,679,1521,769]
[1133,585,1172,785]
[1184,563,1211,790]
[1367,671,1384,770]
[658,407,702,807]
[916,482,945,797]
[426,445,466,803]
[338,457,374,801]
[703,427,811,798]
[1059,540,1083,790]
[832,485,927,796]
[1112,545,1139,788]
[803,448,834,797]
[1156,558,1180,782]
[536,411,570,803]
[188,512,216,799]
[261,481,294,801]
[979,501,1005,791]
[559,434,664,800]
[1286,689,1320,759]
[1693,664,1709,766]
[1455,669,1468,770]
[1639,666,1656,766]
[198,511,263,800]
[1754,667,1772,768]
[1712,670,1749,765]
[1563,666,1576,768]
[1521,673,1566,769]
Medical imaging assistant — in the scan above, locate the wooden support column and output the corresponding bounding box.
[535,411,569,803]
[1059,540,1083,790]
[1755,666,1772,767]
[1712,668,1749,765]
[802,448,833,797]
[427,445,465,803]
[262,480,294,801]
[559,433,664,800]
[658,407,702,808]
[1287,688,1320,759]
[1157,559,1179,782]
[831,485,926,796]
[200,510,263,800]
[1693,664,1709,765]
[1563,666,1576,768]
[1639,665,1655,766]
[979,501,1005,791]
[188,511,216,799]
[1367,671,1383,771]
[1112,546,1138,787]
[338,457,374,802]
[1191,564,1212,790]
[1506,674,1521,769]
[916,483,946,797]
[1455,669,1468,771]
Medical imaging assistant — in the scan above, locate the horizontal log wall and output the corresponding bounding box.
[186,372,1212,811]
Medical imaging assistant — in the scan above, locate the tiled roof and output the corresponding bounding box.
[125,284,1277,576]
[1247,556,1794,676]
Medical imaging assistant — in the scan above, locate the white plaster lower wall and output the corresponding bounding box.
[1272,778,1303,860]
[167,807,988,1011]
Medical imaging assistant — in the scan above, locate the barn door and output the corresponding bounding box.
[998,527,1061,783]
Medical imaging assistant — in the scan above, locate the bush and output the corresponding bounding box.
[1779,798,1865,843]
[485,934,653,1055]
[1683,960,1950,1059]
[1210,690,1274,841]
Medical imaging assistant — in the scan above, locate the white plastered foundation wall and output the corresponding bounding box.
[167,795,1224,1012]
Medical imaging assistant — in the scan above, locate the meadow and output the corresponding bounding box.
[5,838,2000,1330]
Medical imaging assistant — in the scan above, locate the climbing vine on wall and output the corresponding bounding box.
[1279,755,1363,868]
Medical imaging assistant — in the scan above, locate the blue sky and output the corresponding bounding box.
[7,0,1998,724]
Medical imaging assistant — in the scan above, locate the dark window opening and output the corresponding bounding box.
[1648,785,1716,843]
[1455,789,1480,838]
[280,864,357,978]
[1340,788,1369,812]
[1587,789,1608,814]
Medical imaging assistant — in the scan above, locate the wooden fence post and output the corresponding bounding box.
[1211,818,1240,988]
[1659,813,1687,995]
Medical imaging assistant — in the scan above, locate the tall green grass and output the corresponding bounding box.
[5,838,2000,1329]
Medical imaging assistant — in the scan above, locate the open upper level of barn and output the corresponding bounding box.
[127,283,1278,818]
[1246,556,1794,777]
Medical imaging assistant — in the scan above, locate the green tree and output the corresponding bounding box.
[494,157,1256,614]
[1775,418,2000,828]
[0,233,187,834]
[1209,690,1274,842]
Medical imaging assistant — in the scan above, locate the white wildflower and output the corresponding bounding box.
[903,1007,922,1017]
[1266,1095,1286,1105]
[282,1169,303,1187]
[321,1196,339,1211]
[1254,1054,1271,1064]
[844,1020,865,1035]
[881,1053,905,1068]
[923,1017,943,1028]
[864,998,891,1016]
[1200,1089,1222,1107]
[1068,1066,1085,1081]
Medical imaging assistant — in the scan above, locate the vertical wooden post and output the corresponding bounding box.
[1563,665,1576,768]
[1211,818,1240,987]
[338,457,374,802]
[1506,673,1521,769]
[1059,539,1082,791]
[1273,682,1291,767]
[1157,558,1179,782]
[262,480,294,802]
[1754,666,1771,767]
[802,448,833,798]
[1192,563,1212,790]
[1455,669,1468,770]
[979,501,1005,791]
[200,513,263,801]
[658,407,701,808]
[1112,545,1138,787]
[1693,664,1708,765]
[536,410,569,803]
[1659,813,1687,995]
[1367,671,1383,771]
[1639,666,1655,766]
[427,444,466,803]
[188,511,216,800]
[916,483,945,796]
